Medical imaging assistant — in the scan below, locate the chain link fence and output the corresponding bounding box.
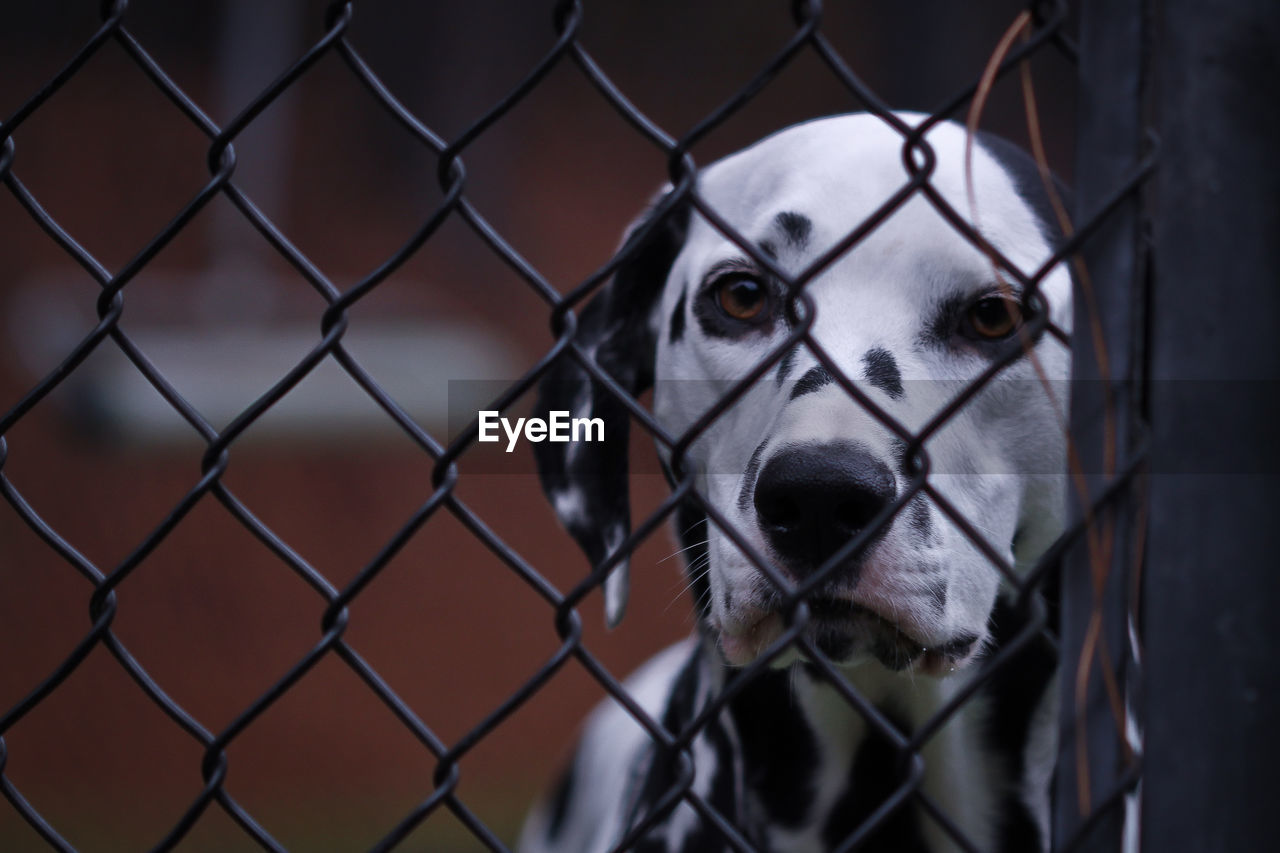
[0,0,1197,849]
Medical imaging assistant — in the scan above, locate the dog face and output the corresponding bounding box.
[535,113,1070,675]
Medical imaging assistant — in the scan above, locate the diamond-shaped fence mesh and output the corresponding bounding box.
[0,1,1165,851]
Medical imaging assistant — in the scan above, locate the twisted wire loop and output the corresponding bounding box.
[0,0,1148,850]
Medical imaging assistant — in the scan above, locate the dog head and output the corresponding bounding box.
[535,113,1071,675]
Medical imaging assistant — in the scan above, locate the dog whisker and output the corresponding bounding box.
[664,563,712,613]
[656,538,710,564]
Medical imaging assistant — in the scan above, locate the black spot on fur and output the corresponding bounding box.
[669,288,686,342]
[981,594,1058,853]
[824,706,930,852]
[626,649,702,846]
[729,668,819,828]
[862,347,904,399]
[628,650,746,853]
[776,347,799,385]
[737,440,769,515]
[789,365,833,400]
[908,494,933,538]
[690,720,742,851]
[775,211,812,249]
[642,720,741,853]
[661,657,701,726]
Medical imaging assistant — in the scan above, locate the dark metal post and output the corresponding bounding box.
[1056,0,1151,849]
[1142,1,1280,850]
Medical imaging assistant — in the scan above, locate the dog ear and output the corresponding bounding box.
[534,192,689,628]
[975,129,1074,244]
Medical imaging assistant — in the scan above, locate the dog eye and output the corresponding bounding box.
[714,275,769,322]
[965,296,1023,339]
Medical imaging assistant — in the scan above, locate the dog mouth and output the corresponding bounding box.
[716,595,980,676]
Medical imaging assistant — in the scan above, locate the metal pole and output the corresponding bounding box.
[1055,0,1151,848]
[1142,1,1280,850]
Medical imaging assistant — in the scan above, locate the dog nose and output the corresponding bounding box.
[753,441,896,577]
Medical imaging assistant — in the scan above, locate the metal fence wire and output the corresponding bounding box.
[1,1,1156,851]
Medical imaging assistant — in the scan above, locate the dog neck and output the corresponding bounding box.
[685,632,1005,851]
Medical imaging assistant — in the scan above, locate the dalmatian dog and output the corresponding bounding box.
[520,112,1071,853]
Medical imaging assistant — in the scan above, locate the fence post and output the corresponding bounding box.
[1055,0,1151,848]
[1142,1,1280,851]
